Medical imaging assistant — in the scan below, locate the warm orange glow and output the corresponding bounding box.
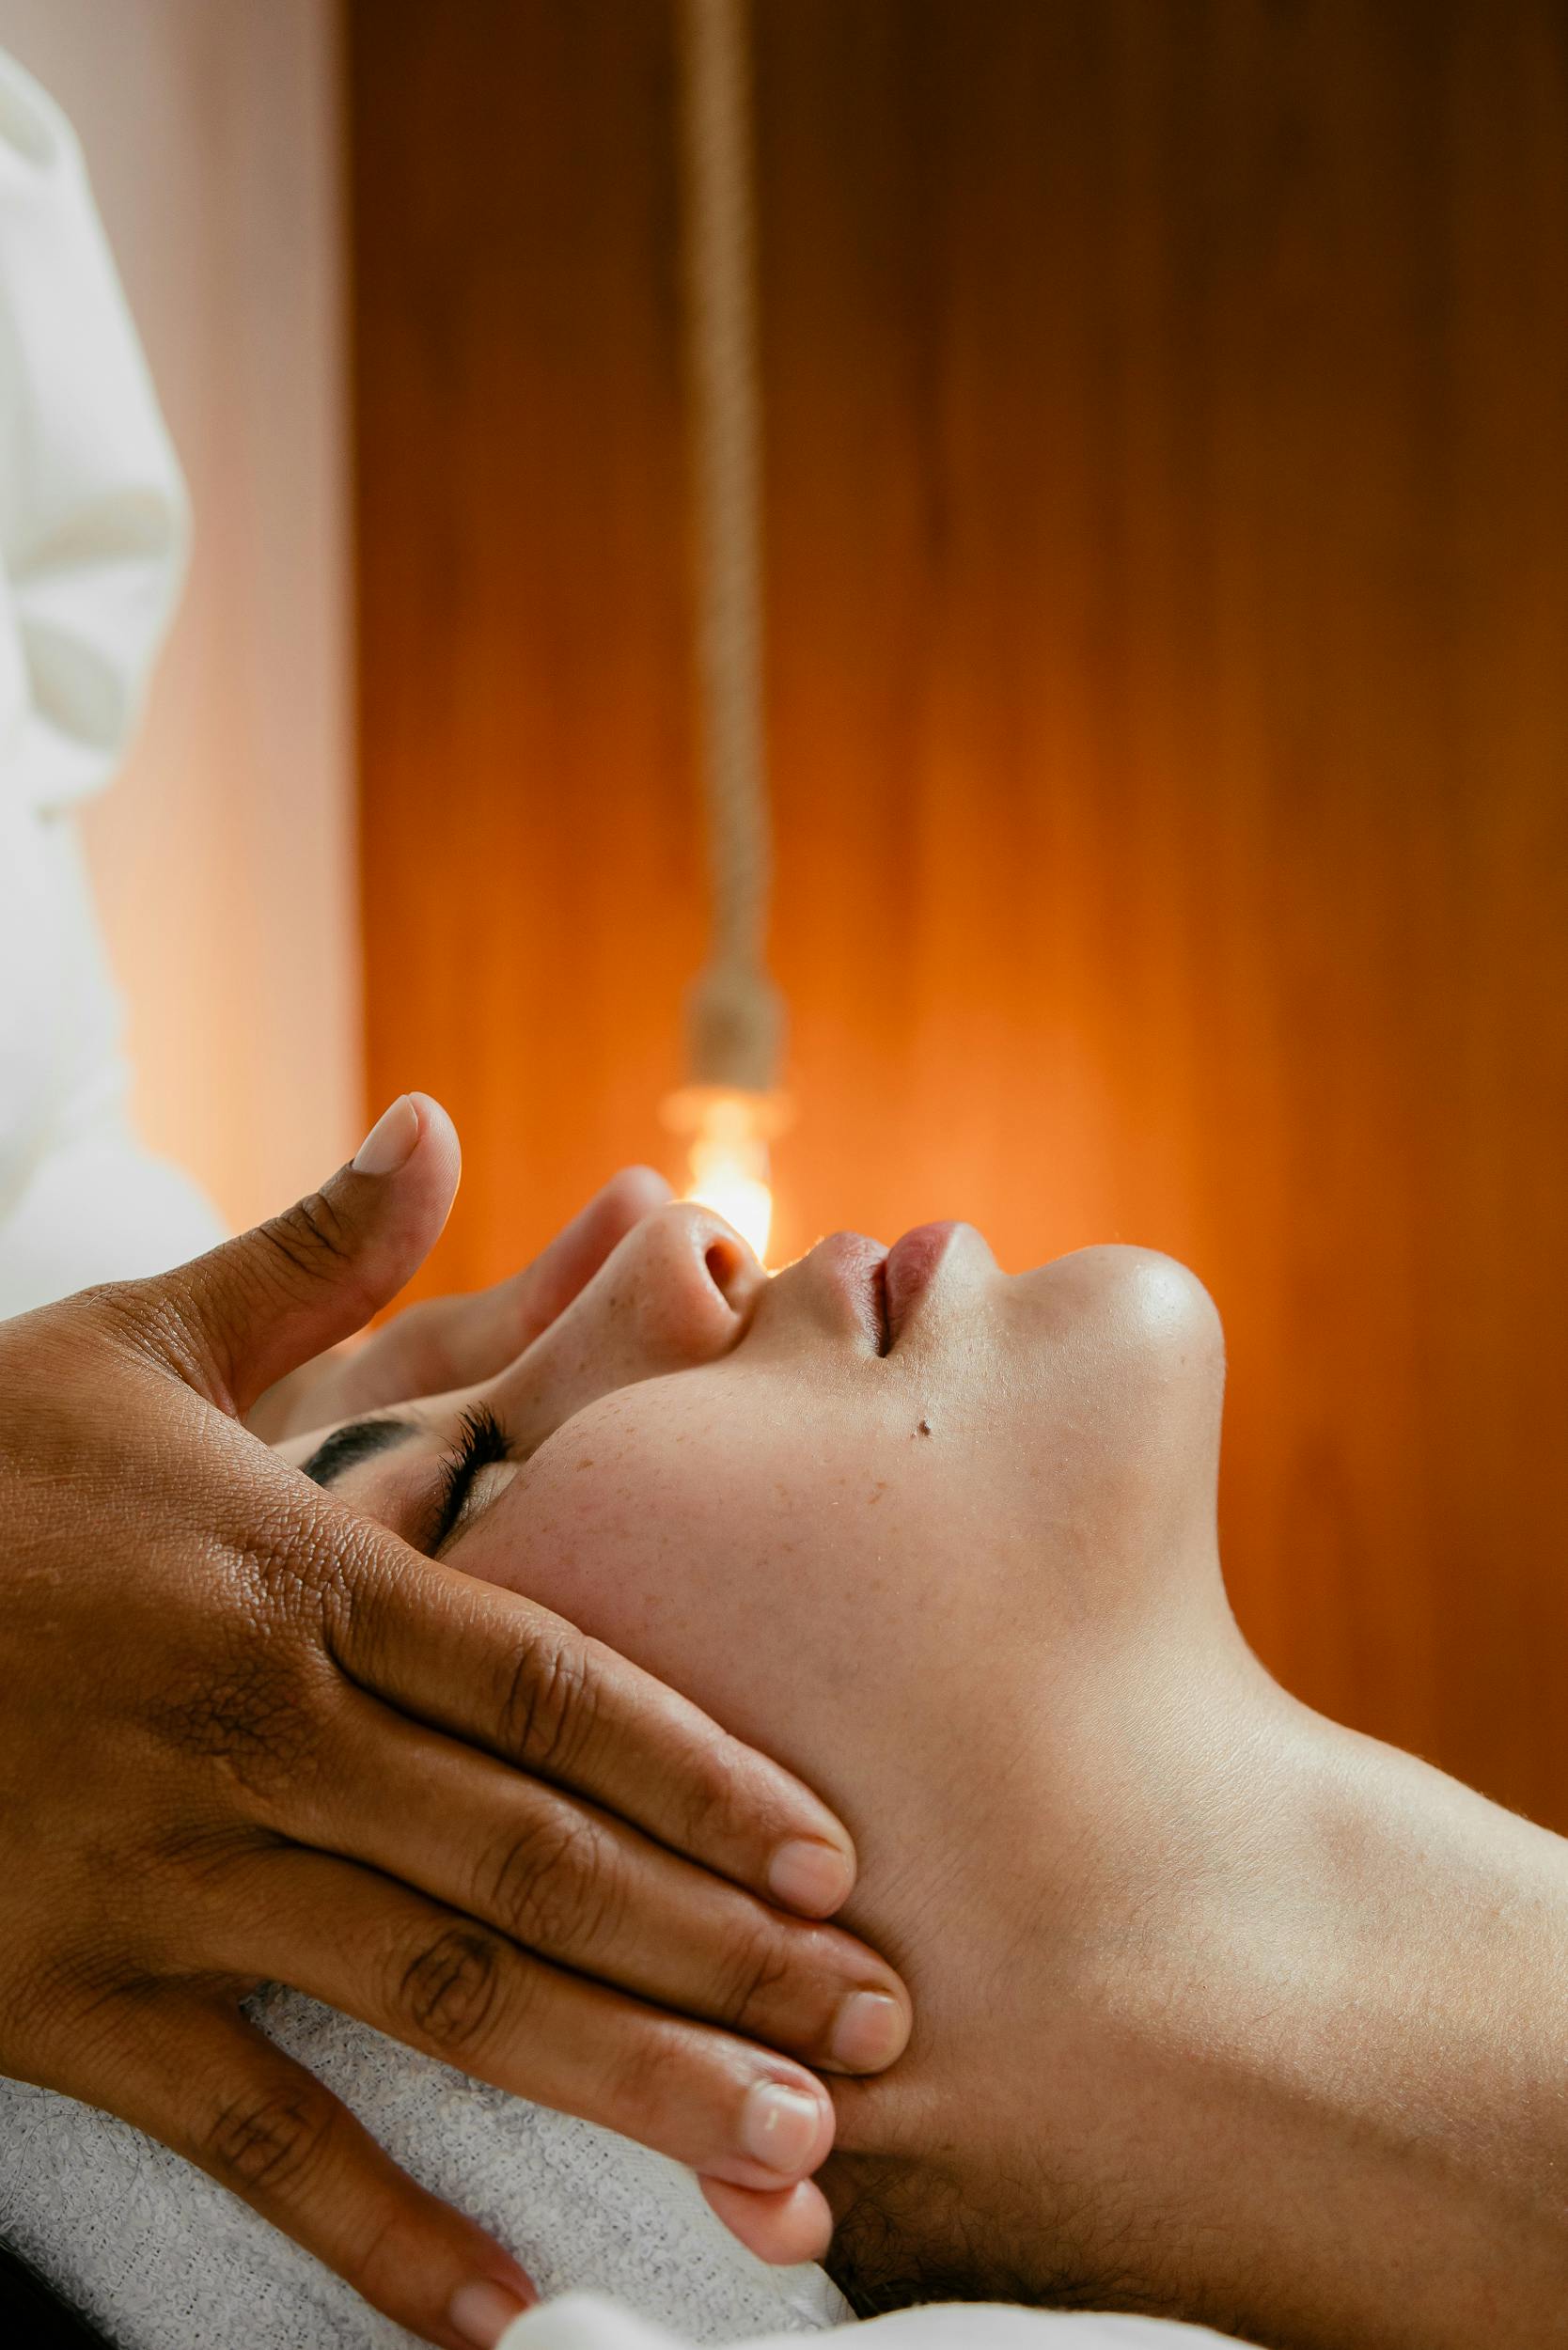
[662,1086,791,1266]
[689,1124,773,1260]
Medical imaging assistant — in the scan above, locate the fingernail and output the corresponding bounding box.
[740,2079,827,2175]
[448,2277,534,2349]
[831,1988,908,2071]
[768,1837,854,1916]
[353,1095,420,1176]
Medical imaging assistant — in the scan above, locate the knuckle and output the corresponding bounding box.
[308,1545,360,1648]
[241,1514,338,1627]
[674,1737,750,1860]
[496,1632,596,1780]
[312,1537,381,1668]
[183,1196,364,1386]
[598,2020,682,2144]
[479,1810,624,1960]
[399,1926,509,2056]
[203,2078,337,2199]
[710,1913,794,2030]
[344,2199,414,2315]
[259,1190,356,1284]
[147,1637,325,1809]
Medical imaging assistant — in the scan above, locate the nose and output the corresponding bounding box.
[613,1198,768,1365]
[482,1198,766,1439]
[699,1219,762,1311]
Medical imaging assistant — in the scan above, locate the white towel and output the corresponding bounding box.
[505,2290,1234,2348]
[0,1983,846,2347]
[0,1989,1243,2350]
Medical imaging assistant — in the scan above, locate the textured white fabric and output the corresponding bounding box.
[0,46,223,1311]
[0,1987,1241,2350]
[503,2291,1234,2348]
[0,1985,848,2346]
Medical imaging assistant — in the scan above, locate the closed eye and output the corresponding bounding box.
[429,1402,515,1554]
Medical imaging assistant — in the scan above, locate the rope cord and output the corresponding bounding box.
[678,0,782,1094]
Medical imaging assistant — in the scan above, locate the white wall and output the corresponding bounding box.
[0,0,358,1232]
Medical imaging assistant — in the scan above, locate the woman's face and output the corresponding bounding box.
[290,1205,1229,1860]
[290,1203,1241,2308]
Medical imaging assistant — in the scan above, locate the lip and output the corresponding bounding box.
[882,1222,961,1350]
[805,1230,890,1351]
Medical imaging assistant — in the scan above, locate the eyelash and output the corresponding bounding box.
[431,1403,513,1553]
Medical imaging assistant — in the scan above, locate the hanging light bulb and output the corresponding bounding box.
[666,0,789,1266]
[663,1080,791,1266]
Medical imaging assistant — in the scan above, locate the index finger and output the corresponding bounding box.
[322,1525,856,1919]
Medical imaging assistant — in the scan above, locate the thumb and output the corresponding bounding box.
[151,1093,462,1416]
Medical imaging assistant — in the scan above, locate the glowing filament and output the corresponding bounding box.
[663,1086,786,1265]
[686,1103,773,1263]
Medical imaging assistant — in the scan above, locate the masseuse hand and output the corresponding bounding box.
[0,1096,909,2349]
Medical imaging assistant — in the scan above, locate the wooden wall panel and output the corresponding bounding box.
[347,1,1568,1827]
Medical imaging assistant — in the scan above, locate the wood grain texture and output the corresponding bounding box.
[347,0,1568,1826]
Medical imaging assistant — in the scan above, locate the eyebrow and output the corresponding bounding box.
[300,1415,420,1489]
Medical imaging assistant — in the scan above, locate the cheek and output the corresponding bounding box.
[452,1376,981,1755]
[454,1383,786,1707]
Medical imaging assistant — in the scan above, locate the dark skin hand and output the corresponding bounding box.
[0,1096,910,2348]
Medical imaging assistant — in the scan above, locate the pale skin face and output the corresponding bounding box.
[299,1206,1231,1772]
[293,1205,1249,2290]
[295,1208,1235,1935]
[295,1200,1568,2342]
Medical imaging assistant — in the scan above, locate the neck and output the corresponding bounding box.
[819,1624,1289,2311]
[823,1651,1568,2345]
